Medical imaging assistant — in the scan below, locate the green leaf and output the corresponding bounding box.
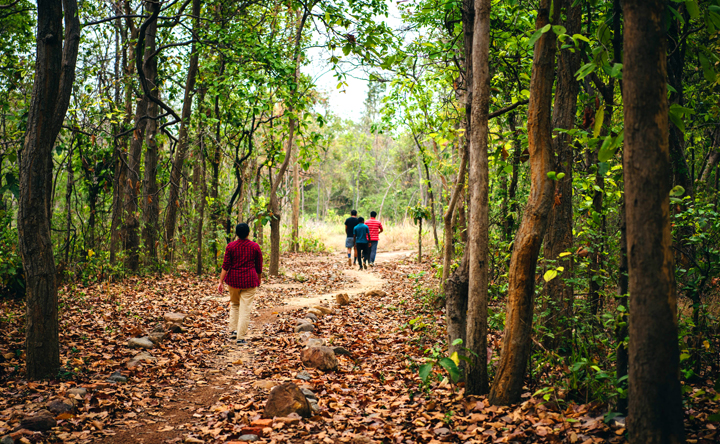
[575,62,597,80]
[528,29,543,47]
[558,252,571,258]
[547,171,557,180]
[610,63,623,79]
[552,25,567,36]
[544,269,558,282]
[598,135,615,162]
[685,0,700,19]
[556,172,566,180]
[418,363,433,382]
[438,357,461,383]
[680,352,691,362]
[699,53,716,83]
[670,185,685,197]
[451,338,463,346]
[593,107,604,138]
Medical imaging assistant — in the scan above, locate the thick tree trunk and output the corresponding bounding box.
[541,0,580,349]
[465,0,491,396]
[622,1,684,441]
[141,0,160,268]
[164,0,201,261]
[446,253,469,358]
[489,0,558,405]
[19,0,80,380]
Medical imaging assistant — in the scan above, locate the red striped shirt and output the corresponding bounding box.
[365,218,383,241]
[222,239,263,289]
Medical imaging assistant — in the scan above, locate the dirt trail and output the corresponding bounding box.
[104,250,412,443]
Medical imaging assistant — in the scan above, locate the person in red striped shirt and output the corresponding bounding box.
[365,211,384,266]
[217,223,263,345]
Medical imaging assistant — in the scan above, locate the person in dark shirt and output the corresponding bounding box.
[344,210,359,267]
[353,217,371,270]
[218,223,263,345]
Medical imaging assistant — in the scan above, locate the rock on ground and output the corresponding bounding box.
[294,323,314,333]
[66,387,87,397]
[306,308,323,318]
[128,337,154,349]
[305,313,318,322]
[127,351,156,369]
[47,399,75,415]
[164,312,187,324]
[365,289,386,297]
[312,305,333,315]
[300,346,338,372]
[296,370,312,381]
[19,410,56,432]
[263,382,311,419]
[306,338,326,348]
[335,293,350,306]
[148,331,169,344]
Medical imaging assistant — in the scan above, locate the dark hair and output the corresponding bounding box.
[351,209,357,216]
[358,217,365,223]
[235,223,250,239]
[370,211,377,218]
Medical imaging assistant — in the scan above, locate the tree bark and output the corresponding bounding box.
[622,1,684,441]
[489,0,558,405]
[417,217,422,263]
[442,145,467,288]
[541,0,580,349]
[616,190,629,415]
[465,0,491,396]
[141,0,160,268]
[19,0,80,380]
[164,0,201,261]
[292,148,300,252]
[64,136,75,264]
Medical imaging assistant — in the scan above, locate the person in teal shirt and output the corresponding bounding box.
[353,217,370,270]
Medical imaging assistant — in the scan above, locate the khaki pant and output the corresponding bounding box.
[228,286,257,339]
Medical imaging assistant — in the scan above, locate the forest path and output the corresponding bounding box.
[103,250,413,444]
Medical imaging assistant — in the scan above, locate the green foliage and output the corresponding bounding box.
[0,212,23,298]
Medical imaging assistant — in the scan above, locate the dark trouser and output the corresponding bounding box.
[369,240,378,263]
[355,242,370,267]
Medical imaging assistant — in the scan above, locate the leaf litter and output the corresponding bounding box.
[0,251,718,443]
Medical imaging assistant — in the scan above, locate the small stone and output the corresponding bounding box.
[237,435,258,442]
[250,418,273,427]
[300,346,338,372]
[308,399,320,413]
[128,337,154,349]
[66,387,87,397]
[305,313,318,322]
[184,437,204,443]
[332,346,352,356]
[296,370,312,381]
[306,308,323,318]
[274,413,301,425]
[47,399,75,415]
[311,305,332,315]
[335,293,350,306]
[19,411,56,432]
[152,323,166,333]
[1,435,13,444]
[164,312,187,324]
[365,289,386,297]
[240,426,264,437]
[253,380,278,390]
[166,323,186,333]
[263,382,311,419]
[127,351,156,369]
[294,323,314,333]
[300,388,317,400]
[434,427,451,436]
[106,371,127,383]
[147,331,168,344]
[306,338,326,348]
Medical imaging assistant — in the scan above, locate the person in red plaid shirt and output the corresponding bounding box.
[217,223,263,344]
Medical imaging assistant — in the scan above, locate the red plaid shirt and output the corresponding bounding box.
[222,239,263,289]
[365,218,383,241]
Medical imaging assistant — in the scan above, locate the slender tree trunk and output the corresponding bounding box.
[19,0,80,380]
[541,0,580,349]
[292,149,300,252]
[141,0,160,268]
[109,12,127,264]
[622,1,684,441]
[417,218,422,263]
[196,92,207,276]
[422,160,439,249]
[64,137,75,263]
[465,0,491,396]
[164,0,201,261]
[268,10,308,276]
[489,0,559,405]
[505,113,521,243]
[616,190,629,415]
[442,146,468,288]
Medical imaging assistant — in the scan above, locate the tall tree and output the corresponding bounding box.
[541,0,581,348]
[18,0,80,379]
[464,0,491,395]
[164,0,201,261]
[489,0,559,405]
[622,0,684,441]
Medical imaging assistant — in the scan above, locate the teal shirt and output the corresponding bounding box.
[353,223,370,243]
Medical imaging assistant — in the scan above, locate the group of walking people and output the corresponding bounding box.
[344,210,384,270]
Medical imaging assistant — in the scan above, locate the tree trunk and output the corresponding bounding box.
[541,0,580,349]
[196,92,207,276]
[616,191,629,415]
[465,0,491,396]
[164,0,201,261]
[268,10,307,276]
[505,112,521,243]
[417,218,422,263]
[489,0,559,405]
[622,1,684,441]
[19,0,80,380]
[109,14,128,265]
[442,145,468,288]
[64,136,75,263]
[446,253,469,359]
[292,149,300,252]
[141,0,160,268]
